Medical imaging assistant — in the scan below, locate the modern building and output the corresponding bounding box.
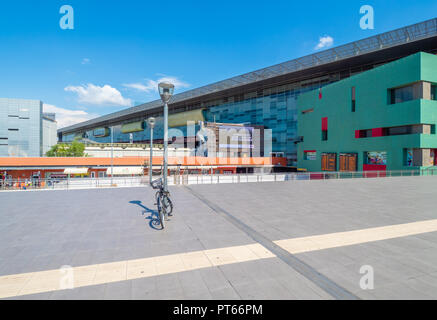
[297,52,437,173]
[58,19,437,166]
[0,98,57,157]
[0,156,287,182]
[42,113,57,155]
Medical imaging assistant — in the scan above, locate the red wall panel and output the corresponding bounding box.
[355,130,361,138]
[321,117,328,131]
[371,128,384,137]
[363,164,386,171]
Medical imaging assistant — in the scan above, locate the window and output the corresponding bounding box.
[365,151,387,165]
[356,124,434,138]
[304,151,316,160]
[339,153,357,172]
[389,82,436,104]
[390,85,414,104]
[404,148,436,167]
[321,153,337,171]
[351,87,356,112]
[322,130,328,141]
[405,149,414,167]
[301,108,314,114]
[321,117,328,141]
[270,152,285,157]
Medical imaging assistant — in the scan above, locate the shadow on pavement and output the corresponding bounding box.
[129,200,162,230]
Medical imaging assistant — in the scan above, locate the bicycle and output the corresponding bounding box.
[150,178,173,229]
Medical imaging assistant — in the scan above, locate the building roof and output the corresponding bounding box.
[58,18,437,135]
[0,157,287,168]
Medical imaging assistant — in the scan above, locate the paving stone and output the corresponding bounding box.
[2,177,437,299]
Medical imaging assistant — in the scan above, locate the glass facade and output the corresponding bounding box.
[204,90,302,163]
[62,82,326,165]
[42,116,57,155]
[0,98,43,157]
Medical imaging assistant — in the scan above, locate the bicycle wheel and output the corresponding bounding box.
[157,195,165,229]
[163,195,173,215]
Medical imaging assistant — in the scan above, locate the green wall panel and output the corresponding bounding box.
[297,52,437,172]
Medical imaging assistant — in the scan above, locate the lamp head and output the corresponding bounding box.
[147,117,156,129]
[158,82,174,103]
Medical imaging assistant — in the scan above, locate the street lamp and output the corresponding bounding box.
[110,125,114,186]
[158,82,174,192]
[147,117,156,184]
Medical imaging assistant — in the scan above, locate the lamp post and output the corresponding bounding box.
[158,82,175,192]
[147,117,156,184]
[110,125,114,186]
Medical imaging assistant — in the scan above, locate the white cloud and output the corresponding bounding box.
[43,104,98,129]
[315,36,334,50]
[81,58,91,65]
[64,83,132,107]
[123,76,190,94]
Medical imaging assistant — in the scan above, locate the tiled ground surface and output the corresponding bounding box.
[1,175,437,299]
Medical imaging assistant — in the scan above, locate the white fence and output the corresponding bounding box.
[1,168,436,191]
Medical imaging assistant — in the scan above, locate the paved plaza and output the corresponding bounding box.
[1,176,437,299]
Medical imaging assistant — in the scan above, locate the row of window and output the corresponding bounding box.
[304,149,437,168]
[405,148,437,167]
[389,82,436,104]
[302,81,436,116]
[356,124,435,138]
[305,151,388,172]
[304,151,386,166]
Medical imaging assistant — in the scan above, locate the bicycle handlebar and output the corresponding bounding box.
[150,178,163,190]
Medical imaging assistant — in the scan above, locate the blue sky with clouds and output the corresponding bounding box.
[0,0,436,128]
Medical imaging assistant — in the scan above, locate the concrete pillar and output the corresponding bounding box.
[422,81,432,100]
[413,148,432,166]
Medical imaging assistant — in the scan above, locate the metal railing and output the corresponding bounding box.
[1,168,436,191]
[175,168,437,185]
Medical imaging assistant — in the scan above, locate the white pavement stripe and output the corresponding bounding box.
[2,218,437,299]
[274,219,437,254]
[0,243,274,299]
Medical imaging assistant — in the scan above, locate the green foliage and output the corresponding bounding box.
[46,140,88,157]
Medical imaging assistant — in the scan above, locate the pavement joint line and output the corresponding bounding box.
[184,186,359,300]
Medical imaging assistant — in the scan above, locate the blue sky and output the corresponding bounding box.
[0,0,436,128]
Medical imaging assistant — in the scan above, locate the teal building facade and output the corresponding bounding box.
[297,52,437,172]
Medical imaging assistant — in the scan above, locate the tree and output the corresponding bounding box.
[46,140,88,157]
